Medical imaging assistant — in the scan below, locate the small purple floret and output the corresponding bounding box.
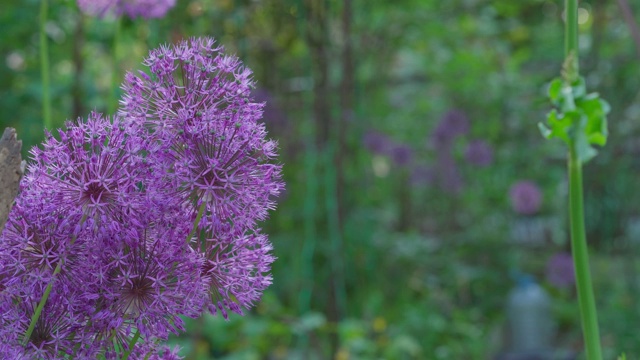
[509,180,542,215]
[546,252,575,288]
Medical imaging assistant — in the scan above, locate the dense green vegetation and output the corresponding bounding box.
[2,0,640,358]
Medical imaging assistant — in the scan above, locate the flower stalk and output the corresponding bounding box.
[568,147,601,360]
[565,1,602,359]
[40,0,51,129]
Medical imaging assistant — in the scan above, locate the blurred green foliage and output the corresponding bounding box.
[3,0,640,358]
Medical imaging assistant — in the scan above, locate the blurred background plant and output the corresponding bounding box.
[2,0,640,358]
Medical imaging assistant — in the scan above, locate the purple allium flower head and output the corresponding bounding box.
[389,143,414,167]
[0,199,87,283]
[363,130,391,155]
[0,282,94,359]
[120,37,284,230]
[91,202,207,341]
[509,180,542,215]
[199,222,275,317]
[25,112,146,223]
[546,252,575,288]
[431,109,470,147]
[0,37,283,357]
[77,0,176,19]
[465,139,493,167]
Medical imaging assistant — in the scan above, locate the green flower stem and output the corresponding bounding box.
[40,0,51,129]
[186,201,207,245]
[565,0,579,74]
[568,147,602,360]
[563,1,603,359]
[121,329,141,360]
[22,213,88,345]
[109,18,122,116]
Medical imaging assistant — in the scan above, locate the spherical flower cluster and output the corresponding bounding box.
[363,130,391,155]
[118,38,283,316]
[509,180,542,215]
[0,37,283,358]
[77,0,176,19]
[546,252,575,289]
[432,109,469,147]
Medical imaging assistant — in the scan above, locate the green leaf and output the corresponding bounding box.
[546,109,573,143]
[548,78,563,103]
[538,123,551,139]
[571,77,586,98]
[560,84,576,112]
[542,75,610,163]
[573,116,597,163]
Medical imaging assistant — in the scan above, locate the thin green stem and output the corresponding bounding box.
[565,0,579,79]
[565,0,579,58]
[568,147,602,360]
[40,0,51,129]
[563,1,602,358]
[186,202,207,245]
[121,329,141,360]
[22,213,88,345]
[324,146,347,318]
[109,18,122,115]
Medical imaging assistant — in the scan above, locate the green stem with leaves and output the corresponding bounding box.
[40,0,51,129]
[565,1,602,359]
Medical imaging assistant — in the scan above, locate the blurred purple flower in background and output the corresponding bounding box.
[431,109,469,147]
[465,139,493,167]
[78,0,176,19]
[363,130,391,155]
[389,143,414,167]
[509,180,542,215]
[546,252,575,288]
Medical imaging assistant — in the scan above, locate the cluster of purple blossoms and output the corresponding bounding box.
[363,130,392,156]
[0,37,283,358]
[431,109,469,148]
[429,109,470,193]
[77,0,176,19]
[509,180,542,215]
[546,252,575,289]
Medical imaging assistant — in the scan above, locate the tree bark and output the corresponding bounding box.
[0,128,23,233]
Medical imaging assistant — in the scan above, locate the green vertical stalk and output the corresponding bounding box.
[121,329,141,360]
[40,0,51,129]
[297,140,318,350]
[186,201,207,245]
[109,18,122,115]
[565,0,579,71]
[568,148,602,360]
[324,145,347,317]
[564,1,602,358]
